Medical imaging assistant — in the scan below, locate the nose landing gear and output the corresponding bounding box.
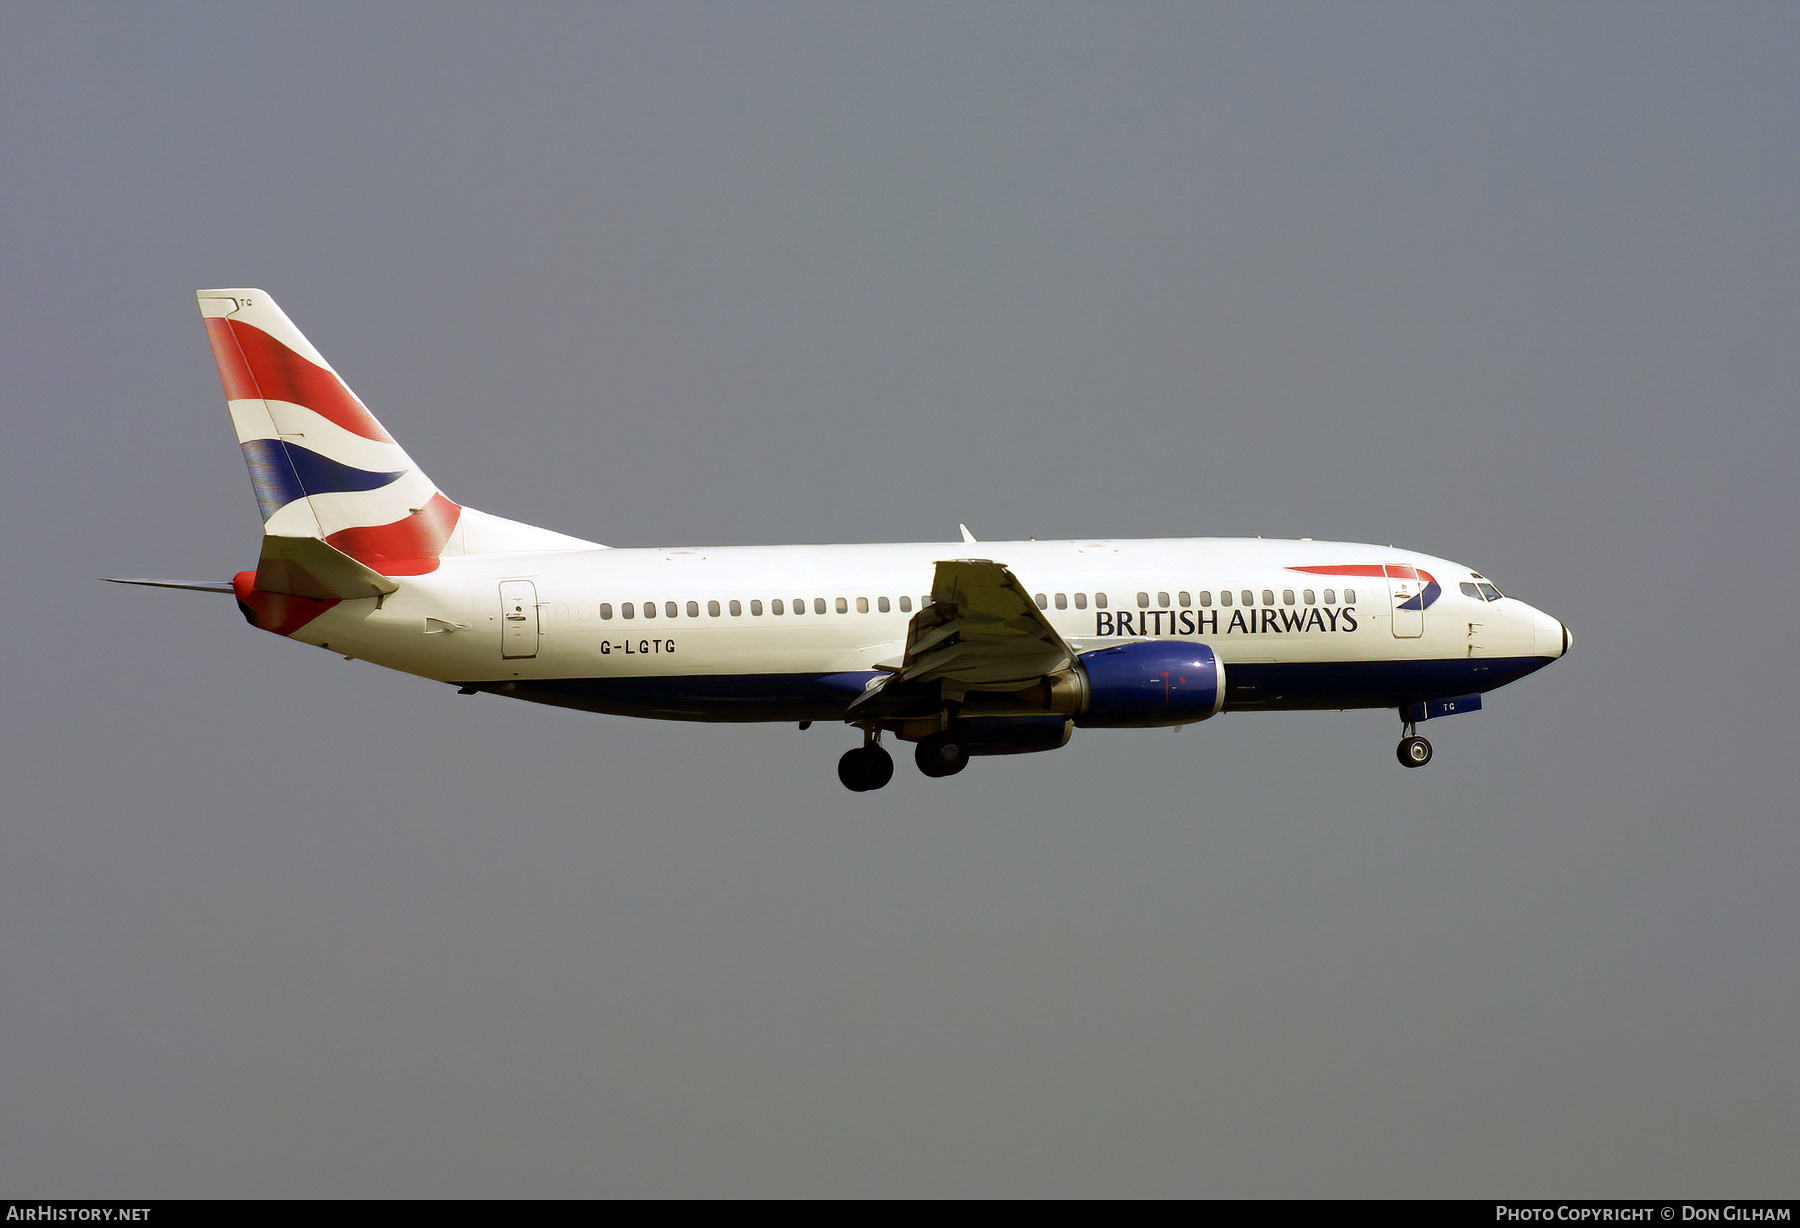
[1396,711,1433,768]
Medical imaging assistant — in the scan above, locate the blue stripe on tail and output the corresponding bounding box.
[240,439,406,521]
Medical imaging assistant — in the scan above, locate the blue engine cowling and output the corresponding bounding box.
[1074,641,1225,728]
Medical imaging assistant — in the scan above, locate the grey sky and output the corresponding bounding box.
[3,2,1796,1196]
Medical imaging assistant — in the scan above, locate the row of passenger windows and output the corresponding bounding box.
[1033,588,1356,610]
[598,595,930,620]
[590,587,1361,621]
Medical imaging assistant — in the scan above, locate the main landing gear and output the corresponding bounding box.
[837,737,894,792]
[837,728,973,791]
[1396,713,1433,768]
[914,731,970,779]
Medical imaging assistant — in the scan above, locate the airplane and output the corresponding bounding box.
[108,289,1572,791]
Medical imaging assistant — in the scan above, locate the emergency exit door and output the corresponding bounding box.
[499,581,540,658]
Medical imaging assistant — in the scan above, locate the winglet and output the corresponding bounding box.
[959,523,978,544]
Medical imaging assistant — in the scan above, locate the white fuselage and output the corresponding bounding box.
[276,535,1566,723]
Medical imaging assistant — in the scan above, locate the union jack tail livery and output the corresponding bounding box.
[199,289,460,577]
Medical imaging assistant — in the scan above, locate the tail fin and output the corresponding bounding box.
[198,289,460,576]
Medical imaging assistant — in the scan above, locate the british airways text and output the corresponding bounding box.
[1095,606,1359,637]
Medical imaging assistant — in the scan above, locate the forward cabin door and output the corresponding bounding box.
[500,580,540,659]
[1387,565,1424,638]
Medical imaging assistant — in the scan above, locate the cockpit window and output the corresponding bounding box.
[1478,583,1503,601]
[1460,582,1481,599]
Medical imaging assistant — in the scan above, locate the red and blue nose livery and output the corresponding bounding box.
[1289,563,1442,611]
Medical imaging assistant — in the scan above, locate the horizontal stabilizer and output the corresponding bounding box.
[255,535,400,601]
[103,577,235,593]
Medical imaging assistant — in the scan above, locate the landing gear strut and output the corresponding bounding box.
[1396,713,1432,768]
[837,734,895,792]
[915,731,970,779]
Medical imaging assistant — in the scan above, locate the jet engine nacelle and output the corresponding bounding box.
[956,715,1074,756]
[1065,641,1225,729]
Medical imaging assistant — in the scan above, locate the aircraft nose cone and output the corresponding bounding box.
[1533,610,1569,659]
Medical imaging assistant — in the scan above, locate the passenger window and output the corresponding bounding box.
[922,595,933,607]
[1158,591,1170,608]
[1303,589,1315,605]
[1262,590,1275,607]
[1073,593,1087,610]
[793,598,806,615]
[1241,590,1254,606]
[599,603,614,620]
[771,599,784,615]
[878,596,891,613]
[1177,591,1190,608]
[1461,582,1481,599]
[1199,591,1212,607]
[729,600,742,616]
[856,597,868,614]
[707,600,720,617]
[1323,588,1336,605]
[1344,588,1357,604]
[1137,592,1149,609]
[686,601,699,618]
[833,597,845,614]
[1095,593,1108,610]
[1220,590,1232,607]
[1054,593,1067,610]
[1036,593,1048,610]
[665,602,678,619]
[899,596,912,613]
[622,602,635,620]
[1282,590,1295,606]
[816,598,828,615]
[750,599,763,616]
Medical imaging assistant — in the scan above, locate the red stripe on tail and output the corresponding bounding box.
[204,318,259,402]
[204,318,394,443]
[325,493,461,576]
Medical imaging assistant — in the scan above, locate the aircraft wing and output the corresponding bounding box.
[849,558,1075,713]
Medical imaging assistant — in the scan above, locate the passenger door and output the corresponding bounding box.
[499,580,540,659]
[1387,566,1423,638]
